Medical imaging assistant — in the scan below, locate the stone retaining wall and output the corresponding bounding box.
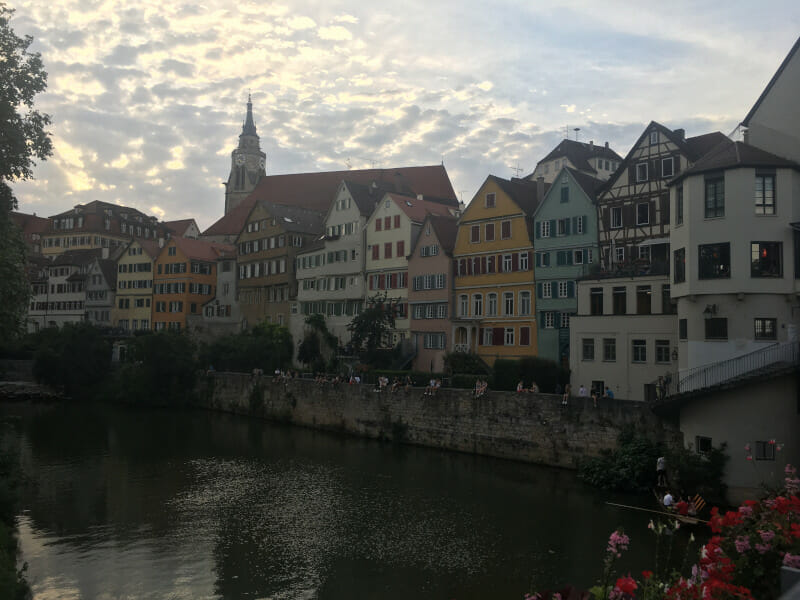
[199,374,682,469]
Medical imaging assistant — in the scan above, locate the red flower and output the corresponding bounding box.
[615,575,638,595]
[642,570,653,580]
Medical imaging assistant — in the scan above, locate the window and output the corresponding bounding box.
[471,225,480,243]
[503,255,512,272]
[755,174,776,215]
[541,221,550,238]
[394,215,400,229]
[638,245,651,263]
[487,293,498,316]
[519,253,529,271]
[636,285,651,315]
[543,312,554,328]
[696,436,712,454]
[472,294,483,316]
[705,318,728,340]
[573,249,583,264]
[655,340,671,363]
[384,242,392,259]
[560,313,570,328]
[661,284,676,315]
[636,162,648,182]
[576,216,584,234]
[384,216,391,230]
[375,219,382,232]
[590,288,603,315]
[754,318,777,340]
[168,246,176,256]
[755,441,776,461]
[751,242,782,277]
[698,243,730,279]
[679,319,687,340]
[614,246,625,264]
[459,295,468,317]
[485,193,496,208]
[612,286,626,315]
[501,220,511,239]
[582,338,595,361]
[537,252,550,267]
[705,175,725,218]
[674,248,686,283]
[603,338,616,362]
[503,292,514,315]
[632,340,647,363]
[661,157,674,178]
[483,328,493,346]
[558,281,569,298]
[610,206,622,229]
[485,223,495,241]
[636,203,649,225]
[519,291,531,315]
[542,282,552,298]
[397,240,405,257]
[504,328,514,346]
[649,131,658,145]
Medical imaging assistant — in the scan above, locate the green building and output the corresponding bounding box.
[533,167,602,364]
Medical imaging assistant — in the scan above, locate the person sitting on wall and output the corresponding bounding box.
[578,384,587,398]
[431,378,442,397]
[591,389,598,408]
[516,380,526,393]
[424,378,436,396]
[603,387,614,399]
[529,381,539,393]
[404,375,413,392]
[391,376,401,393]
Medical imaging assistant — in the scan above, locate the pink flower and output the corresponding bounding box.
[734,536,751,553]
[784,553,800,569]
[606,530,630,556]
[746,456,753,461]
[738,505,753,518]
[759,529,776,543]
[755,542,772,554]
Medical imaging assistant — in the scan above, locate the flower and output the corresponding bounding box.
[614,575,638,595]
[755,542,772,554]
[759,530,776,543]
[738,505,753,518]
[734,536,751,553]
[642,570,653,580]
[606,530,630,557]
[784,553,800,569]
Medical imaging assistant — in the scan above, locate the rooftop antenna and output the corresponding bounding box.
[574,127,581,141]
[347,156,379,169]
[564,125,569,139]
[509,163,523,178]
[459,190,469,203]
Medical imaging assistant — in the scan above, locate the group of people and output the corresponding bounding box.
[315,373,344,386]
[662,489,699,517]
[473,379,489,398]
[272,369,299,382]
[516,381,540,393]
[391,375,414,392]
[424,378,442,396]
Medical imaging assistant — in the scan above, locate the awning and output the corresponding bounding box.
[637,238,669,247]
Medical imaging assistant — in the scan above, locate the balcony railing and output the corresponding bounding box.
[663,341,800,398]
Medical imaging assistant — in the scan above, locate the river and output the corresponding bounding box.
[0,401,691,599]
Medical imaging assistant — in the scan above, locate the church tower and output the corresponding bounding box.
[224,95,266,214]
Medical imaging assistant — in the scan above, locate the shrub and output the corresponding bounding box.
[443,352,490,375]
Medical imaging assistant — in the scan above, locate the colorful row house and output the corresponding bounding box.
[113,239,160,331]
[452,175,549,365]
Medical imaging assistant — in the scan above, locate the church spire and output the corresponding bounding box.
[242,93,257,137]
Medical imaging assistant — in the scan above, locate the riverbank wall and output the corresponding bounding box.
[198,374,681,469]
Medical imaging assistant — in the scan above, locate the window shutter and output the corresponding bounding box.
[520,327,530,346]
[660,196,670,225]
[478,328,483,346]
[390,273,397,288]
[566,252,573,266]
[535,253,541,267]
[556,251,564,266]
[572,216,578,232]
[537,282,543,298]
[673,155,681,174]
[369,277,374,290]
[512,253,519,271]
[601,208,610,230]
[554,311,561,328]
[544,253,550,267]
[379,274,385,289]
[565,219,571,235]
[539,312,546,328]
[528,251,533,268]
[481,256,487,274]
[535,222,541,239]
[549,219,556,235]
[492,327,504,346]
[582,215,587,232]
[567,281,575,298]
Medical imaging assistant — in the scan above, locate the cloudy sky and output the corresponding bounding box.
[9,0,800,230]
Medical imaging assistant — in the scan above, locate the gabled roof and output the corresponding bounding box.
[387,192,456,224]
[342,179,395,216]
[488,175,548,217]
[742,36,800,127]
[528,139,623,176]
[203,165,457,236]
[564,167,605,200]
[10,211,48,235]
[95,258,118,288]
[600,122,728,194]
[260,202,324,235]
[163,218,198,237]
[136,239,162,260]
[669,139,800,186]
[51,249,104,267]
[168,237,235,262]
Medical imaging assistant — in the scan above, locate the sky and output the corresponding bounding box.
[9,0,800,231]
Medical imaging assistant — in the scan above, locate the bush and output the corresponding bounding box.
[198,322,293,373]
[443,352,490,375]
[493,356,569,392]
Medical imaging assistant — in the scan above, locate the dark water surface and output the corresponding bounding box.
[1,402,680,599]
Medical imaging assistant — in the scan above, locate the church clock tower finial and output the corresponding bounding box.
[224,95,267,215]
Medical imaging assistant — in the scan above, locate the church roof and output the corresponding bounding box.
[241,95,258,137]
[204,164,458,237]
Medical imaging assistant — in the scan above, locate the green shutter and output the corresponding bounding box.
[564,219,571,235]
[537,282,543,298]
[535,222,541,239]
[567,281,575,298]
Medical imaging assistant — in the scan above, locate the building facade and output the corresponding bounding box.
[85,257,117,327]
[532,167,602,364]
[408,214,458,373]
[526,139,622,184]
[451,176,546,364]
[113,240,160,332]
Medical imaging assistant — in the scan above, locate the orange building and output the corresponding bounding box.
[153,237,234,331]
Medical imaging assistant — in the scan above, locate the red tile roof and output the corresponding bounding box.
[168,237,235,262]
[203,165,457,236]
[388,193,456,223]
[163,219,198,236]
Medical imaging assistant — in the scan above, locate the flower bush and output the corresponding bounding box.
[526,464,800,600]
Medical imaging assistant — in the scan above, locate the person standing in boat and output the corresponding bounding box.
[663,490,674,508]
[656,456,667,487]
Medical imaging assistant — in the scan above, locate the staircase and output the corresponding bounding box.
[663,341,800,399]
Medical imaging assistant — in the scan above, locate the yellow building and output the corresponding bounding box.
[451,175,549,364]
[112,239,160,331]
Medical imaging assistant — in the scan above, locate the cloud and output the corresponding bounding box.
[560,104,576,113]
[317,25,352,41]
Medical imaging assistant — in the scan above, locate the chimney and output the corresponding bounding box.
[674,128,685,141]
[589,140,594,150]
[536,176,544,199]
[102,247,109,259]
[742,127,750,144]
[604,141,609,149]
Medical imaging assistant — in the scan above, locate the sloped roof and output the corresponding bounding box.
[10,211,49,235]
[343,179,395,216]
[684,131,730,162]
[388,192,455,223]
[260,202,324,235]
[529,139,623,176]
[170,237,235,262]
[669,139,800,185]
[428,214,459,253]
[564,167,605,200]
[203,165,457,236]
[137,239,162,260]
[295,238,326,256]
[742,36,800,126]
[489,175,549,216]
[95,258,118,288]
[51,248,104,266]
[163,218,198,236]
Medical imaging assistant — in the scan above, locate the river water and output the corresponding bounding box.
[1,402,688,600]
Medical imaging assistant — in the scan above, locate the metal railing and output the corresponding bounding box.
[665,341,800,397]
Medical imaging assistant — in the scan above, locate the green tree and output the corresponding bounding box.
[347,294,396,359]
[0,4,53,339]
[198,322,293,373]
[32,323,112,396]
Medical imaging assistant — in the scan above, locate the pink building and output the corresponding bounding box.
[409,214,458,373]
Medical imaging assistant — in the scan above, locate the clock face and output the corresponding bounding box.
[235,154,245,166]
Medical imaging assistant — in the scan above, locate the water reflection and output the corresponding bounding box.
[2,402,683,599]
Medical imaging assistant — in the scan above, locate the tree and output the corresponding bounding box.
[0,4,53,339]
[347,294,396,360]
